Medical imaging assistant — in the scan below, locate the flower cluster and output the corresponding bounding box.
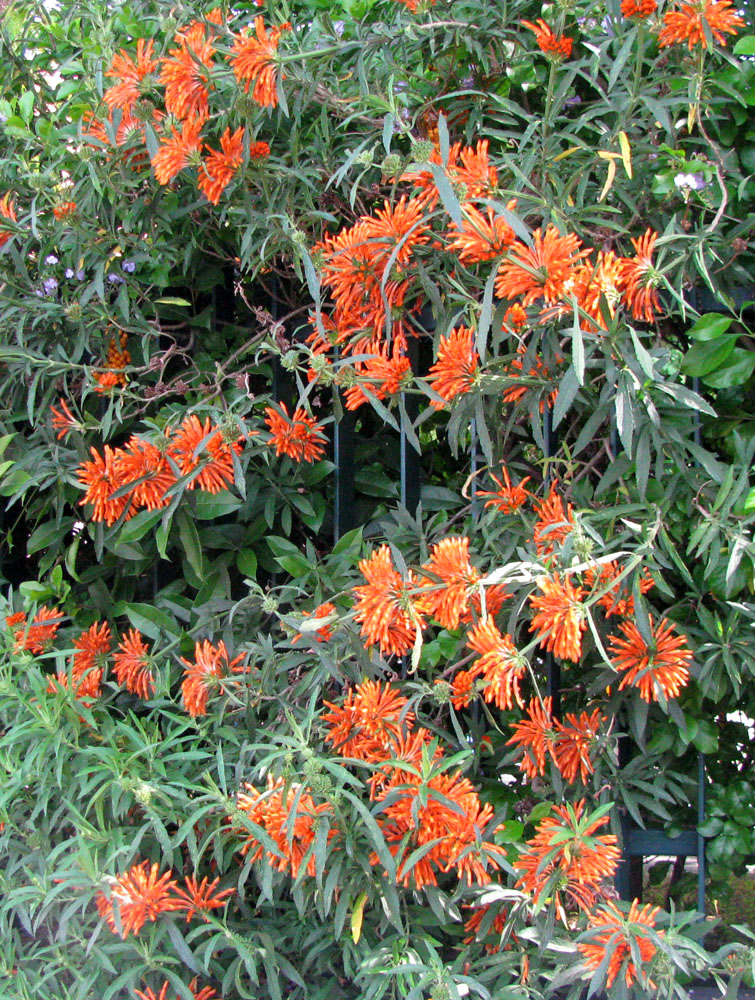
[96,859,233,939]
[180,639,247,718]
[75,414,243,525]
[322,679,506,888]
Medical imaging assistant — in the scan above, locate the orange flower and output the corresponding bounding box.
[342,351,412,411]
[506,696,557,777]
[105,38,158,113]
[249,140,270,159]
[450,668,478,710]
[263,402,328,463]
[522,19,574,57]
[618,228,661,323]
[533,484,574,557]
[53,200,77,221]
[608,616,693,702]
[419,537,507,630]
[160,20,216,120]
[377,769,506,888]
[553,707,605,783]
[583,561,654,618]
[352,545,424,656]
[570,250,625,330]
[113,629,155,698]
[135,985,172,1000]
[50,397,78,439]
[502,344,559,410]
[167,414,242,492]
[115,436,176,511]
[322,678,414,762]
[476,466,531,514]
[446,203,516,264]
[463,905,510,953]
[9,605,63,654]
[454,140,499,199]
[529,573,586,662]
[658,0,744,48]
[502,303,528,333]
[174,874,234,922]
[181,639,245,718]
[466,618,526,710]
[152,116,204,185]
[136,980,218,1000]
[0,194,17,246]
[514,800,620,915]
[577,899,661,989]
[96,860,182,937]
[76,445,131,525]
[72,621,111,697]
[233,776,332,878]
[621,0,658,16]
[495,225,588,306]
[427,326,479,408]
[292,602,336,644]
[229,17,291,107]
[199,126,245,204]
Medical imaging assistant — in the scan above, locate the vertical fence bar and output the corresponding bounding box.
[543,404,561,717]
[333,357,356,542]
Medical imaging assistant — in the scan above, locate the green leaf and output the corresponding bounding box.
[681,335,737,376]
[686,313,733,341]
[351,891,367,944]
[192,493,242,520]
[27,519,72,555]
[155,296,192,306]
[236,548,258,577]
[123,602,179,640]
[702,348,755,388]
[267,536,311,577]
[734,34,755,54]
[178,510,204,579]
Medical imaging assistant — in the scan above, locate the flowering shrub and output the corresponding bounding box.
[1,0,755,997]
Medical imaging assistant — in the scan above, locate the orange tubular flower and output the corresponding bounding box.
[621,0,658,16]
[578,900,661,989]
[233,776,332,878]
[466,618,526,710]
[135,985,172,1000]
[53,200,77,221]
[174,874,234,922]
[322,678,414,762]
[506,696,556,777]
[71,621,111,698]
[514,800,620,915]
[521,19,574,58]
[181,639,246,718]
[77,447,128,525]
[10,605,63,654]
[342,352,412,411]
[167,414,242,492]
[152,116,204,185]
[113,629,154,699]
[352,545,424,657]
[454,140,499,199]
[160,20,216,120]
[419,537,507,631]
[377,769,506,888]
[618,228,661,323]
[229,17,291,107]
[446,203,516,264]
[583,561,654,618]
[427,326,479,408]
[264,402,328,463]
[463,904,510,954]
[553,707,606,783]
[199,126,245,204]
[50,397,78,439]
[495,225,589,306]
[292,602,337,644]
[0,194,17,247]
[529,573,587,662]
[533,484,574,557]
[658,0,744,48]
[104,38,158,113]
[608,616,693,702]
[477,466,531,514]
[97,860,182,938]
[115,436,176,511]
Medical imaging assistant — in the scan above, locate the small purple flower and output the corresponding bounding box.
[45,254,59,266]
[76,269,85,280]
[565,95,582,106]
[121,259,136,273]
[42,277,58,295]
[65,268,74,279]
[674,172,706,191]
[332,19,345,35]
[107,274,125,285]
